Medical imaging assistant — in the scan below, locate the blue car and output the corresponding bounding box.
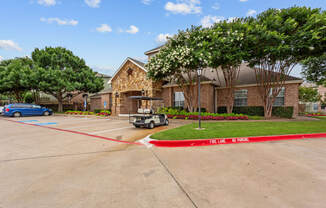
[3,104,53,117]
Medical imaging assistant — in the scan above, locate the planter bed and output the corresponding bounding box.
[167,114,249,121]
[65,110,111,117]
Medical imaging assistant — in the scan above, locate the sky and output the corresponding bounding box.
[0,0,325,77]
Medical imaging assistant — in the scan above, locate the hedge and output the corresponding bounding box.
[217,106,294,118]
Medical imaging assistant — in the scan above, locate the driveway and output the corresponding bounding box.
[1,116,326,208]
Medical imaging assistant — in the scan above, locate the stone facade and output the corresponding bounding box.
[111,58,162,115]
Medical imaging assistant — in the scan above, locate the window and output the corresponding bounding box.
[234,90,248,107]
[174,92,185,108]
[313,103,319,111]
[273,88,285,107]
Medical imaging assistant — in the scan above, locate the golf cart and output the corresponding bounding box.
[128,96,169,129]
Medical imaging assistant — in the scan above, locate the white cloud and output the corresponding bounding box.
[156,33,172,44]
[0,40,22,51]
[165,0,202,15]
[37,0,56,6]
[92,66,115,75]
[212,2,220,10]
[85,0,101,8]
[96,24,112,33]
[141,0,152,5]
[126,25,139,34]
[246,9,257,16]
[201,15,224,28]
[40,17,78,26]
[240,0,248,2]
[0,56,3,61]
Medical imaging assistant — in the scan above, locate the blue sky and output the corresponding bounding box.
[0,0,325,77]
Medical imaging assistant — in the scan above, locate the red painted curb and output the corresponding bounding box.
[2,118,142,146]
[149,133,326,147]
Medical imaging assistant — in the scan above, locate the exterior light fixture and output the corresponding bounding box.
[197,68,202,129]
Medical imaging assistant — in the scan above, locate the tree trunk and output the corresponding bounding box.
[14,91,23,103]
[264,101,273,119]
[225,87,234,114]
[57,92,63,112]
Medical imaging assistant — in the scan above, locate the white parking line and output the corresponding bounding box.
[63,120,129,130]
[89,127,133,135]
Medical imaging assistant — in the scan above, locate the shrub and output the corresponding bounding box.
[94,109,102,114]
[272,107,293,119]
[24,92,34,104]
[217,106,294,118]
[218,106,264,116]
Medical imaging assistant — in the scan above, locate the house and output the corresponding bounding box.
[108,47,303,117]
[89,73,112,111]
[300,83,326,113]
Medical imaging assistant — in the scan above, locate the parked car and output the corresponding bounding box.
[0,106,4,115]
[3,104,53,117]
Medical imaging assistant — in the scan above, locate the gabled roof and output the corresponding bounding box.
[96,72,111,78]
[144,45,164,55]
[110,57,147,82]
[163,63,303,88]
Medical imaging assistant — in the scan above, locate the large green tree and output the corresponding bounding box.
[208,19,249,113]
[32,47,104,112]
[299,86,321,102]
[302,55,326,87]
[246,7,326,118]
[0,57,34,102]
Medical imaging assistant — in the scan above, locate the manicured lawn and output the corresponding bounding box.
[151,120,326,140]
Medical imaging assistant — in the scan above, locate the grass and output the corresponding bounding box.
[151,120,326,140]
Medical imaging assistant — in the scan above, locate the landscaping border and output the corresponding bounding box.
[149,133,326,148]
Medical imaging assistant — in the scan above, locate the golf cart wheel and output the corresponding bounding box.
[13,112,21,117]
[165,119,169,126]
[43,111,50,116]
[134,125,140,128]
[148,122,155,129]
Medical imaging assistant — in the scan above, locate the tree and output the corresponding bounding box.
[246,7,326,118]
[0,57,34,102]
[147,26,211,112]
[302,55,326,86]
[32,47,104,112]
[208,19,248,113]
[299,86,321,102]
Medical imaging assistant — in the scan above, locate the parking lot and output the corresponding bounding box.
[1,115,326,208]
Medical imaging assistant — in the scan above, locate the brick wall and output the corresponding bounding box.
[216,83,300,117]
[161,83,215,112]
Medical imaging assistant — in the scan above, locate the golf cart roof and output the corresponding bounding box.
[128,96,163,101]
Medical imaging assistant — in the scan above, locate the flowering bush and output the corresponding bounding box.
[65,111,94,115]
[65,110,111,117]
[96,110,111,117]
[306,112,326,117]
[162,108,248,120]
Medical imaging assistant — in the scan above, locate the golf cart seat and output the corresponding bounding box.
[137,108,153,114]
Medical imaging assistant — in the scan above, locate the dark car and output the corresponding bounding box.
[3,104,53,117]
